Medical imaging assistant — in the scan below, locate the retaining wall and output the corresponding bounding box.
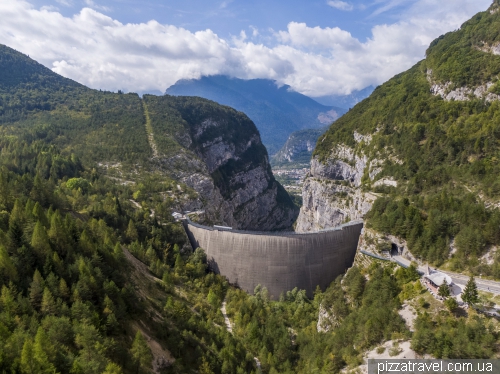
[183,219,363,298]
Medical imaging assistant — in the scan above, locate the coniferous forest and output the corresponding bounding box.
[3,2,500,373]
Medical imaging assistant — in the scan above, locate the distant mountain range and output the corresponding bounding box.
[312,86,375,109]
[166,75,347,155]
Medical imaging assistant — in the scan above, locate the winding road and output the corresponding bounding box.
[392,255,500,295]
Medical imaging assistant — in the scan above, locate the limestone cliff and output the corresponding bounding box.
[144,95,299,231]
[296,132,397,233]
[271,128,326,166]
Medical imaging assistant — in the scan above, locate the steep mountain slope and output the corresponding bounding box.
[143,95,298,230]
[0,45,297,231]
[271,127,327,167]
[166,75,346,154]
[298,0,500,276]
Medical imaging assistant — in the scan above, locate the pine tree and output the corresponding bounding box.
[462,275,479,305]
[131,331,152,374]
[7,211,25,251]
[31,221,51,255]
[103,362,123,374]
[9,199,24,225]
[0,244,18,283]
[126,219,138,242]
[32,202,48,227]
[29,269,44,309]
[79,229,94,254]
[59,278,70,300]
[48,210,70,255]
[33,327,57,373]
[199,356,215,374]
[41,287,56,315]
[21,339,37,374]
[175,253,184,274]
[24,199,35,221]
[438,279,451,298]
[30,174,48,206]
[113,242,125,262]
[1,284,19,315]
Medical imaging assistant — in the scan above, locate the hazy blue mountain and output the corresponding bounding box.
[166,75,347,154]
[312,85,375,109]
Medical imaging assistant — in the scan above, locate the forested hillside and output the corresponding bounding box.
[311,0,500,274]
[0,44,297,231]
[2,2,500,370]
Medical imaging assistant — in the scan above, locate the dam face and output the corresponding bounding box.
[183,219,363,298]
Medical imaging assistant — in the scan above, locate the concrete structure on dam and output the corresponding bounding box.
[183,218,363,298]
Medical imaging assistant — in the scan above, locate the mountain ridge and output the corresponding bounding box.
[299,0,500,276]
[166,75,347,154]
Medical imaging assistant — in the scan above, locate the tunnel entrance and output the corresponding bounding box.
[391,243,399,257]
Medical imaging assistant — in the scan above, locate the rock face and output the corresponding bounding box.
[427,69,500,102]
[271,128,325,166]
[296,134,389,233]
[147,96,299,231]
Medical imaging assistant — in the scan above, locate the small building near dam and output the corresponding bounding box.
[183,218,363,299]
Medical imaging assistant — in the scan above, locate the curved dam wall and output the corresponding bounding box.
[183,219,363,298]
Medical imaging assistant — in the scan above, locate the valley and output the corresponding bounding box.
[2,1,500,373]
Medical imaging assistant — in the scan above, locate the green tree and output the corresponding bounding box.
[29,269,44,309]
[131,331,152,374]
[438,279,450,298]
[66,177,90,193]
[32,201,48,227]
[444,297,458,312]
[126,219,138,242]
[102,362,123,374]
[20,339,37,374]
[174,253,185,274]
[59,278,70,300]
[33,327,57,373]
[462,275,479,305]
[199,356,214,374]
[41,287,57,315]
[31,221,51,255]
[0,284,19,314]
[0,244,18,283]
[207,289,218,308]
[48,210,71,255]
[73,323,108,373]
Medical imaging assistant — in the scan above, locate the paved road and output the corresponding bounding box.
[392,255,500,295]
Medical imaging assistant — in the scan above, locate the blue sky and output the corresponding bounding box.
[26,0,420,42]
[0,0,492,96]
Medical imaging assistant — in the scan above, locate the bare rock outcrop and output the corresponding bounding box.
[295,142,377,232]
[154,96,299,231]
[296,131,397,233]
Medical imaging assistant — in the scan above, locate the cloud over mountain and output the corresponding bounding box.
[0,0,490,96]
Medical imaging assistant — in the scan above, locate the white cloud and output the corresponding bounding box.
[327,1,354,11]
[40,5,59,12]
[84,0,110,12]
[0,0,492,96]
[55,0,72,6]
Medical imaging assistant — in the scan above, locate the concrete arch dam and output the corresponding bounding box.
[183,219,363,299]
